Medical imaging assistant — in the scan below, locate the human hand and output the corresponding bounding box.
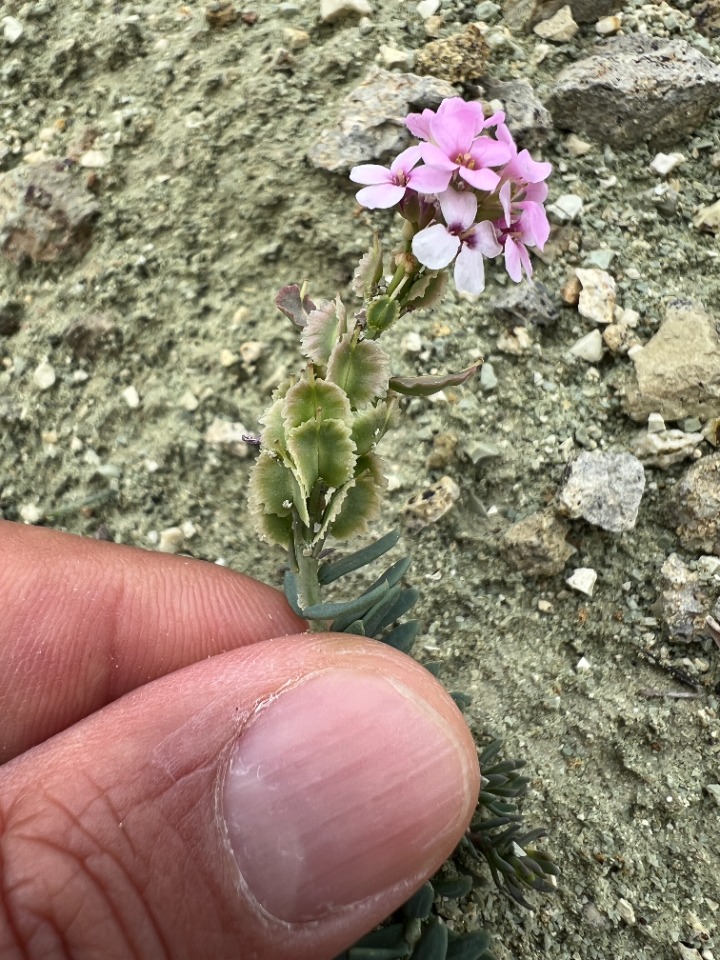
[0,521,479,960]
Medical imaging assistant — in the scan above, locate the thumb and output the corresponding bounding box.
[0,634,479,960]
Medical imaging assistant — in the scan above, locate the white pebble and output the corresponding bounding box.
[650,152,685,176]
[566,567,597,597]
[179,389,199,411]
[379,44,413,69]
[19,502,42,523]
[79,149,109,168]
[595,14,622,35]
[647,412,666,434]
[402,331,423,354]
[2,16,24,43]
[158,526,185,554]
[416,0,440,15]
[533,5,578,42]
[320,0,372,22]
[576,656,591,671]
[33,359,56,391]
[617,898,636,925]
[569,329,604,363]
[549,193,583,222]
[122,385,140,408]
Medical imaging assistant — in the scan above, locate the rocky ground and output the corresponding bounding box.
[1,0,720,957]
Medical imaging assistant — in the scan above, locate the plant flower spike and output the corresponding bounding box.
[249,97,558,960]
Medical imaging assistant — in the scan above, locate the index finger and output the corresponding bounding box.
[0,521,305,763]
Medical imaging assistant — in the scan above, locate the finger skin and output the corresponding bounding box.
[0,521,305,763]
[0,635,480,960]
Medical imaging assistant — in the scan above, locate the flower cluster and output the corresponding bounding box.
[350,98,552,295]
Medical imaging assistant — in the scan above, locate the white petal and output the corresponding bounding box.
[412,224,460,270]
[454,244,486,296]
[437,188,477,231]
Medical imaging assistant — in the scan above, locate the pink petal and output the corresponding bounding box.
[419,142,458,172]
[469,138,512,168]
[514,149,552,183]
[350,164,392,186]
[458,166,500,192]
[406,109,435,140]
[499,181,513,227]
[518,243,533,279]
[517,201,550,248]
[482,110,506,130]
[471,221,502,258]
[391,145,423,175]
[524,181,549,204]
[355,183,407,209]
[454,244,486,296]
[438,98,486,136]
[412,223,460,270]
[407,164,453,194]
[429,104,477,158]
[495,122,516,153]
[437,188,477,231]
[503,237,523,282]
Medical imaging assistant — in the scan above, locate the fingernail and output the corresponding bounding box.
[222,669,476,923]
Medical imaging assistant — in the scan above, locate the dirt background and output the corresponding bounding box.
[1,0,719,957]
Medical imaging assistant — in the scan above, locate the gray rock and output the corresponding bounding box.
[308,68,456,173]
[502,0,623,30]
[623,300,720,422]
[556,451,646,533]
[0,160,99,265]
[629,429,704,469]
[660,553,717,642]
[483,78,552,147]
[501,508,576,576]
[546,36,720,149]
[674,454,720,557]
[494,281,558,328]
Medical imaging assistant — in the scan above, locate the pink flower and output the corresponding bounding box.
[412,188,501,295]
[349,145,450,209]
[494,202,549,282]
[409,99,512,193]
[496,123,552,223]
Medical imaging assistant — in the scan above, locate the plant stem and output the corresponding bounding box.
[292,514,325,629]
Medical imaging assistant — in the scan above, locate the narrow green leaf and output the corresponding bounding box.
[362,584,404,638]
[301,579,389,624]
[351,925,407,950]
[450,691,472,711]
[431,876,474,900]
[403,882,434,920]
[283,569,303,617]
[389,362,483,398]
[366,555,412,593]
[446,931,493,960]
[318,529,400,584]
[364,586,419,636]
[412,919,448,960]
[382,620,420,653]
[349,949,411,960]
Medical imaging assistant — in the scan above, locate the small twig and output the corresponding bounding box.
[641,689,703,700]
[639,648,700,689]
[707,616,720,650]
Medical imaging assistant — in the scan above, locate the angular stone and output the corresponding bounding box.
[660,553,717,641]
[557,451,645,533]
[320,0,372,22]
[502,0,623,30]
[674,454,720,556]
[533,5,578,42]
[629,429,704,469]
[501,508,576,576]
[414,24,489,85]
[483,78,553,147]
[308,68,456,173]
[546,36,720,148]
[0,159,99,265]
[623,301,720,422]
[576,268,616,324]
[494,281,558,328]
